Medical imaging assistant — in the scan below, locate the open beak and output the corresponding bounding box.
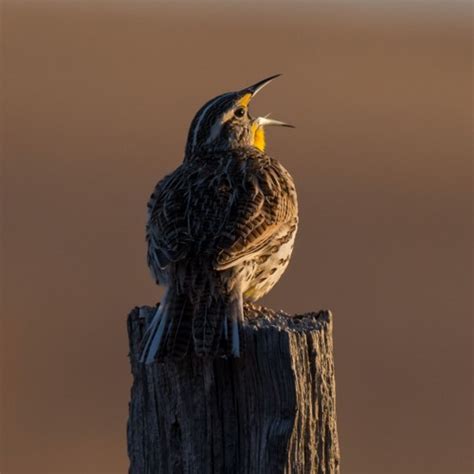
[240,75,295,129]
[243,74,282,96]
[255,115,295,128]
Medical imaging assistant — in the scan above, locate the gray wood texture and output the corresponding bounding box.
[127,304,340,474]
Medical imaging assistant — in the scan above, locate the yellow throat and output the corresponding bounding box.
[252,124,266,152]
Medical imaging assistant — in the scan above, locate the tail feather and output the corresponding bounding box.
[140,292,171,364]
[193,294,221,356]
[140,286,244,363]
[230,294,243,357]
[209,297,226,355]
[193,289,243,357]
[165,294,193,358]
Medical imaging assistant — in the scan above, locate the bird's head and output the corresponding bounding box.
[184,74,293,159]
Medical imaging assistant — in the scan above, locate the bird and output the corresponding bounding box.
[140,74,298,364]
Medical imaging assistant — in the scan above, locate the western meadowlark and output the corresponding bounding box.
[141,75,298,363]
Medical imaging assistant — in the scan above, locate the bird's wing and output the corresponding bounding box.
[146,166,193,278]
[146,155,297,278]
[215,157,297,271]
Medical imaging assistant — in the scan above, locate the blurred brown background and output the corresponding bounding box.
[1,1,472,473]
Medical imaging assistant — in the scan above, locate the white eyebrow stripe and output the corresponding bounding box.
[190,93,233,152]
[205,109,235,145]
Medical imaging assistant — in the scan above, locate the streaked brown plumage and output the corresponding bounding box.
[141,76,298,363]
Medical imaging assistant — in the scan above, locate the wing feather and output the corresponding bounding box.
[146,151,297,281]
[215,156,297,270]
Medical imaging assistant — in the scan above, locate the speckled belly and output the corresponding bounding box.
[242,225,297,301]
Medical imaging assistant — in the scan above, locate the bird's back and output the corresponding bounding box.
[143,147,297,359]
[147,148,297,283]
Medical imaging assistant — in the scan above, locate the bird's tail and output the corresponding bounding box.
[193,287,243,357]
[140,286,243,364]
[140,288,194,364]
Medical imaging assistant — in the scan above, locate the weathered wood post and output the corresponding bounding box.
[127,304,340,474]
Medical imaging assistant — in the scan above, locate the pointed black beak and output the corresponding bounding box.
[242,74,282,97]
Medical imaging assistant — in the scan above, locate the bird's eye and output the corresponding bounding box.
[234,107,246,118]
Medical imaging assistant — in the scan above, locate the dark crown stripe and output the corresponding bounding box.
[186,92,235,156]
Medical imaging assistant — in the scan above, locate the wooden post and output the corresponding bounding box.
[127,304,340,474]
